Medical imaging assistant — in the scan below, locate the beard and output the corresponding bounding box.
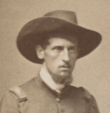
[44,63,73,85]
[51,71,73,85]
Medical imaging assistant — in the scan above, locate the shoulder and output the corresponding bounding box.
[9,86,28,102]
[69,86,99,112]
[78,87,99,112]
[2,77,37,102]
[69,85,92,100]
[0,77,38,112]
[0,90,20,112]
[20,77,37,91]
[79,87,92,100]
[10,77,37,98]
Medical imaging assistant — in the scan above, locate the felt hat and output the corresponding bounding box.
[17,10,102,63]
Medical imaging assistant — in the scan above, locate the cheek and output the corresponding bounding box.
[70,55,78,65]
[44,52,59,64]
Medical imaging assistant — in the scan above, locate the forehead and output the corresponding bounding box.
[47,36,78,47]
[48,32,78,42]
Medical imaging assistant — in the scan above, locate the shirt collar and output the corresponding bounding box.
[40,66,65,93]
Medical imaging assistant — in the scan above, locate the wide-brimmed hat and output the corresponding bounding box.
[17,10,102,63]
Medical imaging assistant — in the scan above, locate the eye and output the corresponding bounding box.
[69,47,77,53]
[53,46,63,52]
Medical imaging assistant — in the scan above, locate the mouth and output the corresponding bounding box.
[59,65,71,70]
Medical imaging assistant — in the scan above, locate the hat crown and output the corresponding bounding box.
[44,10,78,24]
[17,10,101,63]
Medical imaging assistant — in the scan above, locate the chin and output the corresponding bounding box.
[62,77,73,85]
[53,75,73,85]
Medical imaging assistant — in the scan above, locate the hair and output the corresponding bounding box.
[38,29,79,50]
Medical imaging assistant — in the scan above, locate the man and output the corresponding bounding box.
[0,10,101,113]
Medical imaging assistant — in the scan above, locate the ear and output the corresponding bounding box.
[77,48,80,58]
[35,45,44,59]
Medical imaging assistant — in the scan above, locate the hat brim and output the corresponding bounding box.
[17,17,102,63]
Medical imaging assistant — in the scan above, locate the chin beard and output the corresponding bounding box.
[52,74,73,85]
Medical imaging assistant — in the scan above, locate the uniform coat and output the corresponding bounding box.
[0,74,99,113]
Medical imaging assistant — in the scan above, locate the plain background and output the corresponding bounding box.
[0,0,110,113]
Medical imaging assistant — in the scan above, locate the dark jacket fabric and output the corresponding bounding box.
[0,75,99,113]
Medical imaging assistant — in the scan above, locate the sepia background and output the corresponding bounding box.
[0,0,110,113]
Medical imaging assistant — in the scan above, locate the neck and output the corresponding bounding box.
[40,65,65,92]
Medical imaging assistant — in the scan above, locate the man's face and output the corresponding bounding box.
[37,36,79,85]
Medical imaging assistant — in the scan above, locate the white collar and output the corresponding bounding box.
[40,66,65,93]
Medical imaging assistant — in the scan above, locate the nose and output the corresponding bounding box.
[62,49,69,62]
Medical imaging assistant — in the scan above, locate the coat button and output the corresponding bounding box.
[61,109,65,112]
[56,98,60,102]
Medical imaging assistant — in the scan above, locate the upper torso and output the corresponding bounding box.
[0,75,99,113]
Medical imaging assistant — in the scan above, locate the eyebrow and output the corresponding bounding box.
[51,45,77,49]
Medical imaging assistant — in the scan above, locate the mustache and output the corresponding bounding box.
[59,63,71,68]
